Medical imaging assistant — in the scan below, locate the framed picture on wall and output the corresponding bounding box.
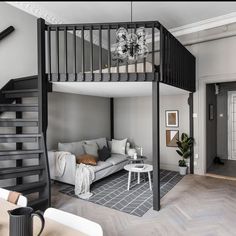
[209,104,214,120]
[165,110,179,127]
[166,130,179,147]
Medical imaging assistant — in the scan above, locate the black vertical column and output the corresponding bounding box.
[110,98,114,140]
[188,92,194,174]
[152,81,160,211]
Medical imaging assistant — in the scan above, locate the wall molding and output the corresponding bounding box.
[6,1,106,48]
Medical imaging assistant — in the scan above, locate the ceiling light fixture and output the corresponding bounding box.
[113,1,149,62]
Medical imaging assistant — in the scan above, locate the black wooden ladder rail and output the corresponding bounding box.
[0,76,51,210]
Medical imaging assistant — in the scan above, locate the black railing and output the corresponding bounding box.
[40,18,195,91]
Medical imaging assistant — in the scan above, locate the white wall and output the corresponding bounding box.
[114,94,189,170]
[0,3,38,87]
[47,92,110,150]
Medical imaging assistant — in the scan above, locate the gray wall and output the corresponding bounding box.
[47,92,110,150]
[0,2,38,88]
[206,84,217,169]
[114,94,189,170]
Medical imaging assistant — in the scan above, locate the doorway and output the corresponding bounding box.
[206,82,236,178]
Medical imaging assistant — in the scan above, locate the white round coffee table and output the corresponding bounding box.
[124,164,153,191]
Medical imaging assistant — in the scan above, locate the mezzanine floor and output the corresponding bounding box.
[51,174,236,236]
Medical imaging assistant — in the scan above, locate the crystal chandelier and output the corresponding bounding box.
[113,2,149,62]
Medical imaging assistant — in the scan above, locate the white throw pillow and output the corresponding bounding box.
[111,138,127,155]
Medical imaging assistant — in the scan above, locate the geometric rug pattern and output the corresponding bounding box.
[60,169,183,217]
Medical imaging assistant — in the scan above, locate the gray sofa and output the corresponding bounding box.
[48,138,129,185]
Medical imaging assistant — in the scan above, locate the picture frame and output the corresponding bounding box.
[165,110,179,127]
[209,104,214,120]
[166,130,179,147]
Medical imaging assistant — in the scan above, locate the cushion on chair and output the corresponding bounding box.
[111,138,127,155]
[106,154,128,165]
[85,138,107,149]
[58,141,84,156]
[83,143,99,158]
[77,154,97,166]
[98,146,111,161]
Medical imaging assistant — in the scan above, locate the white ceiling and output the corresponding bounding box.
[52,82,188,97]
[10,1,236,28]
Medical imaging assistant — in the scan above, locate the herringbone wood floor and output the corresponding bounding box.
[51,175,236,236]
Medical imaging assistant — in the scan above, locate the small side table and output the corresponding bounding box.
[127,155,147,164]
[124,164,153,191]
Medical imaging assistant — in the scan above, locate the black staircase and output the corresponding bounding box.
[0,75,51,210]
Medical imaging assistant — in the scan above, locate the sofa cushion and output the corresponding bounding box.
[83,143,98,158]
[85,138,107,149]
[98,146,111,161]
[111,138,127,155]
[106,154,128,165]
[58,141,84,156]
[91,161,113,173]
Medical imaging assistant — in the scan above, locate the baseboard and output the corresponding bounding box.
[160,163,179,172]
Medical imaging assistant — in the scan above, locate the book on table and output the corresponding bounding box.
[132,165,145,171]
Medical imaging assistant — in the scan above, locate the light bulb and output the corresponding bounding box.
[116,27,128,41]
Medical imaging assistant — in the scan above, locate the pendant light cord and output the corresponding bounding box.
[131,1,133,23]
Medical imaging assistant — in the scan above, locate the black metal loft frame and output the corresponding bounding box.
[37,18,196,211]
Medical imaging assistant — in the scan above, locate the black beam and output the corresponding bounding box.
[152,81,160,211]
[110,98,114,140]
[47,21,160,31]
[188,93,194,174]
[50,72,159,82]
[0,26,15,41]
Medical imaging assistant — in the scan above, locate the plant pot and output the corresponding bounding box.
[179,166,187,175]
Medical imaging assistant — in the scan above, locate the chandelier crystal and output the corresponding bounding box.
[114,26,149,62]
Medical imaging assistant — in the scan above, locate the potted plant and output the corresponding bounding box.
[176,133,194,175]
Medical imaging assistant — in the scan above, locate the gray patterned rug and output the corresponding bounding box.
[60,169,183,217]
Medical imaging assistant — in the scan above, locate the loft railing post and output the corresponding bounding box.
[37,17,51,207]
[152,81,160,211]
[37,18,48,138]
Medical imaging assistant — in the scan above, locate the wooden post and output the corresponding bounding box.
[152,81,160,211]
[110,98,114,140]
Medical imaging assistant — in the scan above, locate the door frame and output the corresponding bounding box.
[198,73,236,175]
[227,91,236,160]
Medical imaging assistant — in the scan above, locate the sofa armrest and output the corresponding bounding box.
[47,151,77,185]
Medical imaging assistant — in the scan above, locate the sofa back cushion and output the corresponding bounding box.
[85,138,107,149]
[83,143,99,158]
[58,141,84,156]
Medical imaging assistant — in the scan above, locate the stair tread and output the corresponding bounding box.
[0,149,43,156]
[0,104,38,107]
[6,181,46,192]
[0,134,41,138]
[0,118,38,121]
[29,197,48,207]
[2,89,38,94]
[0,165,44,174]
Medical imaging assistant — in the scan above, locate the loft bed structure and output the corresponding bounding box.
[0,18,195,212]
[38,18,196,211]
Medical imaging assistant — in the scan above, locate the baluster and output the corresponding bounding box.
[47,26,51,81]
[90,26,93,80]
[64,27,68,81]
[73,26,77,81]
[81,27,85,81]
[56,27,59,81]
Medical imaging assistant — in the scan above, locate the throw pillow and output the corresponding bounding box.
[98,146,111,161]
[111,138,127,155]
[77,154,97,166]
[83,142,98,158]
